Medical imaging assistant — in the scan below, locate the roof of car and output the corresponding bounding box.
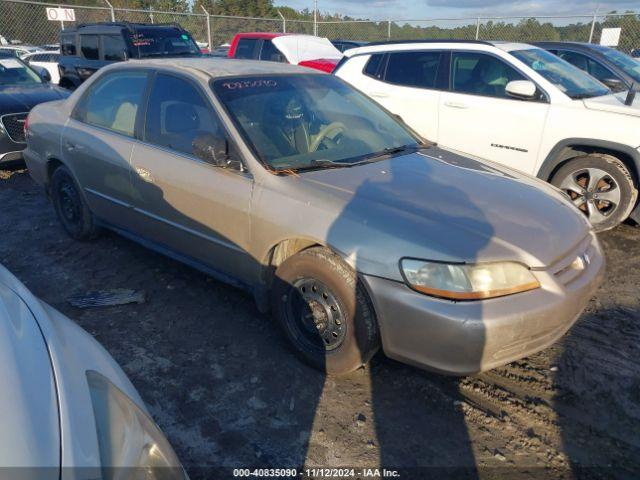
[63,22,187,34]
[344,39,538,56]
[126,57,314,77]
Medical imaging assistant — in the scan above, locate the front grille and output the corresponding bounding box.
[1,112,28,144]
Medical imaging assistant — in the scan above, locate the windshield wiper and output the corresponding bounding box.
[362,144,417,160]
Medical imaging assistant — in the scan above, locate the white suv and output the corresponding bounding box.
[335,40,640,231]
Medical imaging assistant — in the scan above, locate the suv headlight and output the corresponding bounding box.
[87,371,188,480]
[400,259,540,300]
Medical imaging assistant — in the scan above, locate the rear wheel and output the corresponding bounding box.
[51,165,99,240]
[551,154,637,232]
[271,247,379,375]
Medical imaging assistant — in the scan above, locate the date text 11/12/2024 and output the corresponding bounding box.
[232,468,401,478]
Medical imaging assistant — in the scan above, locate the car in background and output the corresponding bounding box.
[24,58,604,376]
[536,42,640,92]
[21,50,61,84]
[631,49,640,59]
[39,43,60,52]
[58,22,201,89]
[0,56,68,166]
[0,264,187,477]
[336,40,640,231]
[209,43,230,57]
[0,44,44,58]
[228,32,342,72]
[331,39,368,53]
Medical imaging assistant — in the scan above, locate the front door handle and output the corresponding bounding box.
[135,167,154,183]
[444,101,469,109]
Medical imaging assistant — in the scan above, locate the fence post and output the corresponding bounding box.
[149,9,154,24]
[103,0,115,22]
[589,7,599,43]
[387,19,391,39]
[313,0,318,36]
[475,17,480,40]
[201,5,212,50]
[277,10,286,33]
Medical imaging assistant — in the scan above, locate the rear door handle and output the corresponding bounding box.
[444,101,469,109]
[135,166,154,183]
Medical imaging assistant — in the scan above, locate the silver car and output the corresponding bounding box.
[0,264,187,478]
[24,58,605,375]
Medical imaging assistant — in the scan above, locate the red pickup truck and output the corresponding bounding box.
[227,32,342,73]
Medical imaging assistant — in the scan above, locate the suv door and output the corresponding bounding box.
[64,69,148,229]
[359,51,447,142]
[438,51,549,174]
[77,34,103,81]
[129,72,255,283]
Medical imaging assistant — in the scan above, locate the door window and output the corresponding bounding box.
[259,40,284,62]
[364,53,384,78]
[451,52,525,98]
[80,35,100,60]
[384,51,443,89]
[234,38,259,59]
[144,74,223,158]
[103,35,127,61]
[61,34,76,56]
[76,71,148,136]
[556,50,617,84]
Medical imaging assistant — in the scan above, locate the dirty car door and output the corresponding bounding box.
[129,72,255,285]
[63,69,148,229]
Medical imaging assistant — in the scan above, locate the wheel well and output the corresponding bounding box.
[46,158,64,189]
[548,145,639,187]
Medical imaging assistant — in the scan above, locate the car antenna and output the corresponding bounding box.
[625,82,636,106]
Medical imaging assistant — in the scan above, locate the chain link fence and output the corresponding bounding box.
[0,0,639,53]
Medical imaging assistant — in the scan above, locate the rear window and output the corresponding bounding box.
[364,53,384,78]
[80,34,99,60]
[61,34,76,56]
[234,38,258,59]
[128,28,200,58]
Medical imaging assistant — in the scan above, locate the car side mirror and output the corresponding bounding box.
[32,65,51,83]
[193,133,243,171]
[602,77,626,92]
[505,80,538,100]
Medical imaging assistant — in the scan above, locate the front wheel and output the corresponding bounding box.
[271,247,379,375]
[551,154,637,232]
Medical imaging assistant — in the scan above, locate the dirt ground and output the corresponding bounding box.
[1,168,639,479]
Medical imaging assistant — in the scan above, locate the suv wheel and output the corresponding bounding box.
[551,154,637,232]
[271,247,379,375]
[51,165,99,240]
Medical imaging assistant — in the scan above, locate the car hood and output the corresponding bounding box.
[295,147,590,273]
[0,84,68,114]
[0,280,59,474]
[582,92,640,118]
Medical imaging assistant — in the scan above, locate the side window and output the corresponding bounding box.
[144,74,223,158]
[61,34,76,56]
[103,35,127,61]
[363,53,384,79]
[587,58,617,82]
[451,52,525,99]
[556,50,589,72]
[80,35,100,60]
[76,71,147,137]
[234,38,259,59]
[259,40,284,62]
[384,51,443,89]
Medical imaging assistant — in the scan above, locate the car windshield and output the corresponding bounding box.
[511,48,610,99]
[0,58,42,86]
[129,28,200,58]
[593,45,640,83]
[212,75,420,172]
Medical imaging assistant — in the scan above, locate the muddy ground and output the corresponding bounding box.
[1,168,639,479]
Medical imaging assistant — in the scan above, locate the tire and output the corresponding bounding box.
[271,247,380,375]
[550,154,637,232]
[50,165,99,240]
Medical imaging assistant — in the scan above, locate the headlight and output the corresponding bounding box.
[400,259,540,300]
[87,371,188,480]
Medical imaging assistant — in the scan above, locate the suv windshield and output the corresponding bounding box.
[129,27,200,58]
[0,58,42,86]
[593,45,640,83]
[511,48,610,99]
[212,75,420,172]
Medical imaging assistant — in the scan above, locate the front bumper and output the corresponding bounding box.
[363,233,605,375]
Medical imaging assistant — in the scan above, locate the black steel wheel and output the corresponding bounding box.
[51,165,99,240]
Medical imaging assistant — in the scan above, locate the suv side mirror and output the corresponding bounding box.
[32,65,51,83]
[193,134,243,171]
[505,80,538,100]
[601,77,626,92]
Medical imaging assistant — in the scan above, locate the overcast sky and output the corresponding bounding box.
[281,0,640,20]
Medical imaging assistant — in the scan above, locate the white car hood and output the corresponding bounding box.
[273,35,342,64]
[583,92,640,118]
[0,282,59,475]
